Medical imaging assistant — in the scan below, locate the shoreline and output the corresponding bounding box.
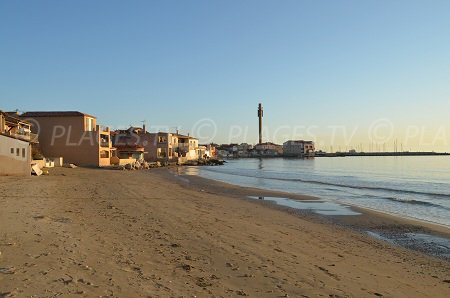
[180,164,450,232]
[168,166,450,259]
[1,167,449,297]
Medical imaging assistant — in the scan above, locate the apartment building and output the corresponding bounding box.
[21,111,113,167]
[254,142,283,157]
[283,140,315,157]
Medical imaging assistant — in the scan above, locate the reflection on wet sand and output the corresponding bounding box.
[249,196,361,216]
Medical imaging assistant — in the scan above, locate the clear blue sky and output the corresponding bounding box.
[1,0,449,151]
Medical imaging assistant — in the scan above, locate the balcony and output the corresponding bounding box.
[100,135,110,148]
[177,143,190,149]
[97,125,110,133]
[2,130,38,143]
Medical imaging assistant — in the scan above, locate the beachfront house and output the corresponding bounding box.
[138,131,199,164]
[20,111,113,167]
[283,140,315,157]
[0,111,36,176]
[175,133,199,163]
[111,127,146,164]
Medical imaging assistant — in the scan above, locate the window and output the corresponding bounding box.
[16,148,20,156]
[157,148,167,158]
[100,150,109,158]
[22,148,26,158]
[100,135,109,147]
[85,117,95,131]
[10,148,14,154]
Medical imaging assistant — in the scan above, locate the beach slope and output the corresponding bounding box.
[0,168,449,297]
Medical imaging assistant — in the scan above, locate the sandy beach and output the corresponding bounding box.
[0,167,449,297]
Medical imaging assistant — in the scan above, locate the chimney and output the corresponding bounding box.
[142,124,146,133]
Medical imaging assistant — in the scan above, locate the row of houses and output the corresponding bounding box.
[217,140,315,158]
[0,109,211,176]
[111,127,203,165]
[1,108,315,176]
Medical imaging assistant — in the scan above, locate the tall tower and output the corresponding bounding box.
[257,103,263,144]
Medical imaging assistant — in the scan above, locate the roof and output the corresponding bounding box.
[173,133,198,140]
[1,111,31,125]
[21,111,96,118]
[258,142,280,146]
[284,140,314,144]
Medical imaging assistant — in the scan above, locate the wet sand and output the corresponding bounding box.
[173,168,450,260]
[0,167,449,297]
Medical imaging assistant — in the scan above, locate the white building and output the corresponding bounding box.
[0,111,35,176]
[283,140,315,157]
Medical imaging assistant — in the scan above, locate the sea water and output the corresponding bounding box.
[185,156,450,227]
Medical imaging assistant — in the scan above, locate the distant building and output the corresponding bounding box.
[217,144,232,158]
[0,111,35,176]
[207,144,217,158]
[217,148,231,158]
[283,140,315,157]
[236,143,253,157]
[21,111,113,167]
[199,144,217,159]
[254,142,283,157]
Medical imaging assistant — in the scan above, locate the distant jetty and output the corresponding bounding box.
[315,151,450,157]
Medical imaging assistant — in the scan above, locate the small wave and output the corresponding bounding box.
[202,168,450,199]
[383,197,447,209]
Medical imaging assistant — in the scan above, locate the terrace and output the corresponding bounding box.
[0,112,38,143]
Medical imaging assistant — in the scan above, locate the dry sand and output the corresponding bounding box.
[0,167,449,297]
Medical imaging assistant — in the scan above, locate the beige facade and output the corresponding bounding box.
[254,142,283,156]
[142,132,199,164]
[0,111,33,176]
[21,111,112,167]
[143,132,176,162]
[176,134,199,162]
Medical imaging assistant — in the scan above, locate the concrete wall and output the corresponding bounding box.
[0,135,31,176]
[24,115,111,167]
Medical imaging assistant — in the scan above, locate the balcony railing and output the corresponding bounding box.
[177,143,190,149]
[3,131,39,143]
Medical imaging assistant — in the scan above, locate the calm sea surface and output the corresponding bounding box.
[185,156,450,227]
